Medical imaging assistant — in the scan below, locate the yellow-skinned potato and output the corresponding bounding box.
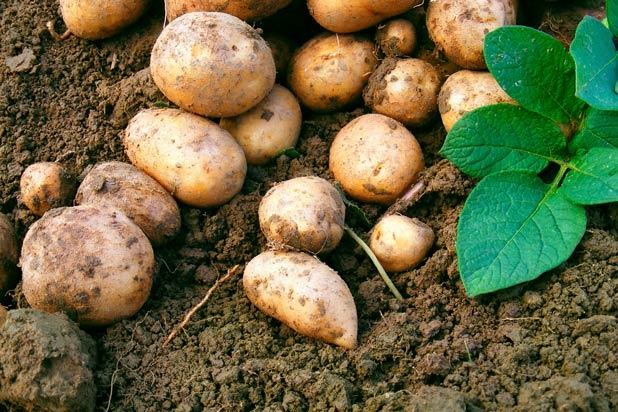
[287,32,378,112]
[329,114,424,204]
[165,0,292,22]
[59,0,149,40]
[243,250,358,349]
[75,161,181,245]
[19,162,76,216]
[20,204,155,327]
[123,108,247,208]
[0,214,19,295]
[150,11,276,118]
[376,18,417,57]
[220,85,302,165]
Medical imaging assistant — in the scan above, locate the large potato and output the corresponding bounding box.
[258,176,345,254]
[150,11,276,118]
[0,214,19,295]
[75,161,181,245]
[165,0,292,22]
[243,250,357,349]
[20,204,155,327]
[19,162,76,216]
[124,108,247,208]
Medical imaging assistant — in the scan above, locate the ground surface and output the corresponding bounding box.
[0,1,616,411]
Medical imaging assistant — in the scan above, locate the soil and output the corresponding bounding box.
[0,1,616,411]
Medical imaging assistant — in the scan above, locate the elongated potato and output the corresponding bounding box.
[165,0,292,22]
[0,214,19,295]
[123,108,247,208]
[244,250,357,349]
[20,162,76,216]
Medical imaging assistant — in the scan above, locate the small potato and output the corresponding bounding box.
[329,113,424,204]
[369,215,435,272]
[363,58,443,128]
[376,18,417,57]
[20,204,155,327]
[0,214,19,295]
[220,85,302,165]
[124,108,247,208]
[75,161,181,245]
[258,176,345,254]
[59,0,149,40]
[438,70,517,132]
[243,250,357,349]
[263,33,297,81]
[287,32,378,112]
[164,0,292,22]
[150,11,276,118]
[20,162,76,216]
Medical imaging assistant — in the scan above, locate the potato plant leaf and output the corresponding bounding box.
[559,147,618,205]
[609,0,618,37]
[569,107,618,151]
[457,172,587,297]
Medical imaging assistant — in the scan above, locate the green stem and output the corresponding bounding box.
[344,225,403,301]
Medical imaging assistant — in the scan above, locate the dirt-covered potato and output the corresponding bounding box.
[287,32,378,112]
[59,0,150,40]
[363,58,443,128]
[150,11,276,118]
[20,162,76,216]
[264,33,297,81]
[0,214,19,295]
[75,161,181,245]
[329,113,424,204]
[438,69,517,132]
[164,0,292,22]
[124,108,247,208]
[427,0,517,69]
[20,204,155,327]
[376,18,417,57]
[258,176,345,254]
[220,84,302,165]
[243,250,357,349]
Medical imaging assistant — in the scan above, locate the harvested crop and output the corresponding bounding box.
[19,162,76,216]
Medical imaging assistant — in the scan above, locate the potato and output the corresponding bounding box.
[376,18,417,57]
[426,0,517,69]
[307,0,423,33]
[243,250,357,349]
[124,108,247,208]
[258,176,345,254]
[59,0,149,40]
[329,113,424,204]
[150,11,276,118]
[438,70,517,132]
[75,161,181,245]
[20,204,155,327]
[263,33,297,81]
[220,85,302,165]
[19,162,76,216]
[363,58,443,128]
[287,32,378,112]
[164,0,293,22]
[369,215,435,272]
[0,214,19,295]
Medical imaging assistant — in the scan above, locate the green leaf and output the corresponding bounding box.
[457,172,586,297]
[571,16,618,111]
[559,147,618,205]
[569,107,618,151]
[440,104,567,178]
[607,0,618,38]
[484,26,586,123]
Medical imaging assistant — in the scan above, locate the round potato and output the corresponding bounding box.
[150,11,276,118]
[244,250,357,349]
[376,18,417,57]
[20,204,155,327]
[329,113,424,204]
[75,161,181,245]
[20,162,76,216]
[124,108,247,208]
[0,214,19,295]
[165,0,292,22]
[264,33,297,81]
[258,176,345,254]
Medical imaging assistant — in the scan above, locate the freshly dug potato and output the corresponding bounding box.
[75,161,181,245]
[287,32,378,112]
[307,0,423,33]
[165,0,292,22]
[150,11,276,118]
[243,250,357,349]
[258,176,345,254]
[220,85,302,165]
[0,214,19,295]
[59,0,149,40]
[264,33,297,81]
[376,18,417,57]
[329,113,424,204]
[427,0,517,69]
[20,162,76,216]
[438,69,517,132]
[124,108,247,208]
[20,204,155,327]
[363,58,443,128]
[369,214,435,272]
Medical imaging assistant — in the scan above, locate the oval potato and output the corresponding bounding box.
[164,0,292,22]
[20,162,76,216]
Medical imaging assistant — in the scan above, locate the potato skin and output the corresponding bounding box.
[123,108,247,208]
[165,0,292,22]
[329,114,424,204]
[150,11,276,118]
[258,176,345,254]
[0,214,19,295]
[243,250,357,349]
[376,18,417,57]
[20,162,76,216]
[20,205,155,327]
[75,161,181,245]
